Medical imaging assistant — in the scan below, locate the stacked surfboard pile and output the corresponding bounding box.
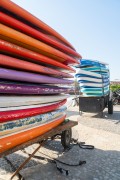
[75,59,110,96]
[0,0,82,154]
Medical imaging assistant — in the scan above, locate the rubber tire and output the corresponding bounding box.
[61,129,72,149]
[108,100,113,114]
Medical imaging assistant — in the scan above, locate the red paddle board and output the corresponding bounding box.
[0,40,75,72]
[0,54,73,78]
[0,99,66,123]
[0,12,81,59]
[1,0,74,49]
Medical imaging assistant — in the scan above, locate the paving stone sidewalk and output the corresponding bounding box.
[0,105,120,180]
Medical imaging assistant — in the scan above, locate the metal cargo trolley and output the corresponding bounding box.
[0,120,78,179]
[79,92,113,114]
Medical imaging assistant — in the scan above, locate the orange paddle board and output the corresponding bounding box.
[0,114,66,154]
[0,24,78,64]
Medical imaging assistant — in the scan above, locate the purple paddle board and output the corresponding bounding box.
[0,68,73,84]
[0,82,70,94]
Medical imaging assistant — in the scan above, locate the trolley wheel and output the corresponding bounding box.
[61,128,72,148]
[108,100,113,114]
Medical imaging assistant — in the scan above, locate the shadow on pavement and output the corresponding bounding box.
[0,139,119,180]
[92,110,120,121]
[67,110,79,118]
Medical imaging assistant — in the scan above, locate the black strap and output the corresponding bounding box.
[71,138,95,150]
[22,152,69,175]
[79,144,94,149]
[23,151,86,176]
[22,139,94,176]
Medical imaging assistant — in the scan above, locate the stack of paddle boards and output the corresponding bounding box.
[0,0,82,154]
[75,59,110,96]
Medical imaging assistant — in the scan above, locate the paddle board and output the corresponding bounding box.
[0,24,78,65]
[81,66,109,73]
[0,82,71,95]
[77,77,102,83]
[0,54,73,78]
[76,69,102,78]
[82,92,109,97]
[0,114,66,154]
[79,82,109,88]
[0,12,81,58]
[81,89,109,94]
[78,59,108,67]
[0,102,59,112]
[0,106,66,137]
[81,90,108,94]
[81,86,109,92]
[76,69,109,78]
[0,40,75,72]
[0,68,73,85]
[1,0,74,49]
[75,73,109,79]
[0,99,66,123]
[0,94,68,108]
[77,78,109,84]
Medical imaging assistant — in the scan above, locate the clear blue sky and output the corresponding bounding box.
[11,0,120,80]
